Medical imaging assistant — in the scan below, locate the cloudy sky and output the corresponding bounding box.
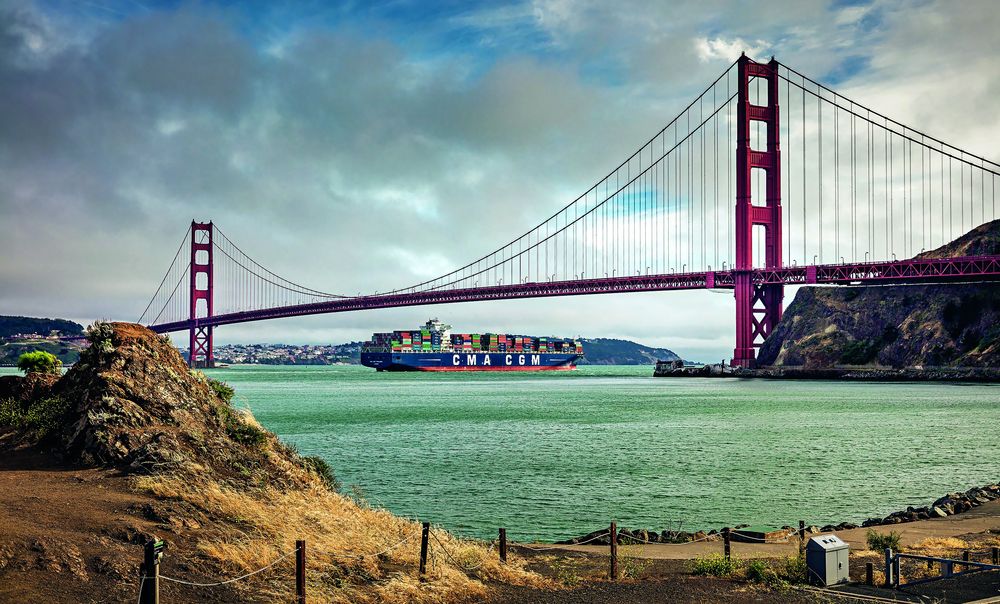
[1,0,998,361]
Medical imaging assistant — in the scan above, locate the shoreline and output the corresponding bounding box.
[654,361,1000,382]
[558,481,1000,546]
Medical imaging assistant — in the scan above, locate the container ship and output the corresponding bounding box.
[360,319,583,371]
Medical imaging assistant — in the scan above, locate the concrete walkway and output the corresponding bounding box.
[526,500,1000,560]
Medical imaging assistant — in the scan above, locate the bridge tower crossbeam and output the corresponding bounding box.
[732,54,783,368]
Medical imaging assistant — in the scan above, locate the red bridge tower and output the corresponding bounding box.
[732,54,783,368]
[189,221,214,368]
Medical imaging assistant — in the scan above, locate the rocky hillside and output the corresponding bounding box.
[758,220,1000,368]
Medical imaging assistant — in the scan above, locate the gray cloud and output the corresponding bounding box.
[1,0,997,361]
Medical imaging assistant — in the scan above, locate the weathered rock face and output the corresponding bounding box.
[4,322,316,489]
[0,373,59,404]
[758,220,1000,368]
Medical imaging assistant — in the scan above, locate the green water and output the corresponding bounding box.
[194,364,1000,541]
[4,364,996,540]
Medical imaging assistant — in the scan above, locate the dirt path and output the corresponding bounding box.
[534,500,1000,560]
[0,448,247,603]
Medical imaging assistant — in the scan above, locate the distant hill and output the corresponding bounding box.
[0,316,83,339]
[579,338,680,365]
[0,316,86,366]
[758,220,1000,368]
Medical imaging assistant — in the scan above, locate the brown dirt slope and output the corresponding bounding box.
[758,220,1000,368]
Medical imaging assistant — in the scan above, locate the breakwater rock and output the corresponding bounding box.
[653,360,1000,382]
[557,483,1000,545]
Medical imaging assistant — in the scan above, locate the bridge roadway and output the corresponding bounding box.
[148,255,1000,334]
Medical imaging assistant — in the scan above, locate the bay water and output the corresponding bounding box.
[199,364,1000,541]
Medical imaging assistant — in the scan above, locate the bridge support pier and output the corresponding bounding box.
[188,221,214,368]
[732,54,783,368]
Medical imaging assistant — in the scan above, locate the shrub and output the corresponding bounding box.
[16,350,62,375]
[208,378,235,403]
[0,396,71,439]
[867,529,902,551]
[691,553,741,577]
[86,321,115,355]
[215,404,268,449]
[302,455,341,491]
[745,559,782,587]
[619,549,652,579]
[781,554,808,584]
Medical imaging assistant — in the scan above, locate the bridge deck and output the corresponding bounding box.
[148,255,1000,333]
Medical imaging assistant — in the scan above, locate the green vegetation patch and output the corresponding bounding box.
[16,350,62,375]
[691,553,742,577]
[302,455,341,491]
[208,378,235,403]
[867,529,901,551]
[0,395,72,440]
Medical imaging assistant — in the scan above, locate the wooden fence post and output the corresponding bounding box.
[962,550,970,564]
[295,539,306,604]
[499,528,507,563]
[992,546,999,565]
[609,521,619,581]
[798,520,805,557]
[419,522,430,581]
[884,548,893,587]
[139,537,164,604]
[865,562,874,586]
[723,528,731,561]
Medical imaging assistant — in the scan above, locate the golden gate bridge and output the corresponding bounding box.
[138,55,1000,368]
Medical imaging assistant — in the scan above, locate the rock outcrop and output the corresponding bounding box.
[758,220,1000,368]
[2,322,319,489]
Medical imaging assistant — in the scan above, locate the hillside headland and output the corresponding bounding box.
[657,220,1000,380]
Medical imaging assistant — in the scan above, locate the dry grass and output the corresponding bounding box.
[134,472,550,602]
[908,537,968,554]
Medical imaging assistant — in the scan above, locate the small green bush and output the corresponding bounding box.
[745,559,783,587]
[0,396,71,439]
[208,378,235,403]
[214,404,267,449]
[85,321,115,356]
[867,529,901,551]
[691,553,742,577]
[302,455,341,491]
[781,554,808,584]
[17,351,62,375]
[0,398,22,427]
[227,421,268,448]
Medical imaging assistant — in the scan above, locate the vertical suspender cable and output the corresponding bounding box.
[818,86,823,263]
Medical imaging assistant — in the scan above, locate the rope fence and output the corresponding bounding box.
[133,518,809,603]
[134,515,998,602]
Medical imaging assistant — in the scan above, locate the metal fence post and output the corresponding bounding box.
[419,522,430,581]
[609,521,619,581]
[884,548,893,587]
[295,539,306,604]
[139,537,164,604]
[499,528,507,563]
